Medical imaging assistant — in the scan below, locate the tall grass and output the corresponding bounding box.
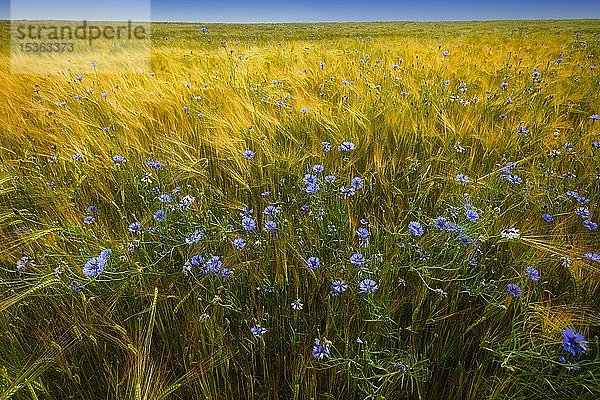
[0,20,599,399]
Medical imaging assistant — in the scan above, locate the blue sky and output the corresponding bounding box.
[3,0,600,22]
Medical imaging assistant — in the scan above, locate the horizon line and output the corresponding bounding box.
[6,17,600,24]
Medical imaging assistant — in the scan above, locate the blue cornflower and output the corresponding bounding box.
[312,338,331,360]
[83,257,105,277]
[243,149,255,160]
[517,125,529,134]
[240,207,253,217]
[305,184,320,194]
[300,204,310,212]
[300,107,309,114]
[350,253,365,267]
[458,233,472,245]
[264,205,277,216]
[233,237,246,250]
[576,207,590,219]
[158,194,172,204]
[564,142,574,152]
[392,361,409,372]
[408,221,424,237]
[303,174,318,185]
[145,158,163,170]
[99,249,112,259]
[568,191,589,204]
[465,207,479,222]
[153,210,166,222]
[526,266,540,281]
[330,280,348,296]
[434,216,449,230]
[562,328,588,356]
[507,283,522,298]
[221,268,233,279]
[183,255,205,274]
[73,153,84,161]
[542,213,553,223]
[313,164,324,173]
[322,141,331,152]
[112,155,126,164]
[203,256,222,274]
[351,176,364,190]
[502,162,517,174]
[447,222,463,233]
[338,141,356,152]
[265,220,277,231]
[584,252,600,262]
[251,325,267,337]
[185,230,205,244]
[87,205,97,213]
[307,256,320,270]
[261,191,271,197]
[82,249,111,278]
[241,217,256,231]
[577,196,590,205]
[189,254,206,267]
[456,174,469,182]
[502,174,523,185]
[83,216,95,224]
[325,175,336,184]
[69,281,83,293]
[359,278,378,293]
[128,221,142,233]
[583,220,597,231]
[357,227,370,239]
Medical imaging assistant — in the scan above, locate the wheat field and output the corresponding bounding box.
[0,20,599,399]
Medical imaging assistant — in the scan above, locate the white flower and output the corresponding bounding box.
[501,228,520,239]
[291,299,303,310]
[180,194,196,211]
[141,174,152,184]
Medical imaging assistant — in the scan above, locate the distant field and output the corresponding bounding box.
[0,20,599,399]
